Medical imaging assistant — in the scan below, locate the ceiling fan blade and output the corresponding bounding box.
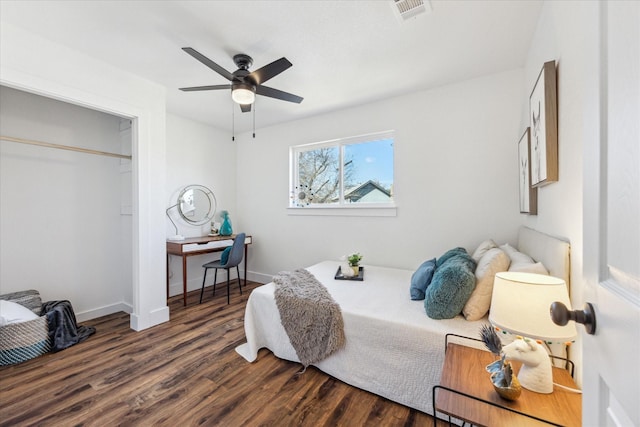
[182,47,234,81]
[179,84,231,92]
[240,104,252,113]
[256,85,303,104]
[249,57,292,85]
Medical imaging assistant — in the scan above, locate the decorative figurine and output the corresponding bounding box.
[502,337,553,394]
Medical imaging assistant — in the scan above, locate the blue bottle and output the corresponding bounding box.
[219,210,233,236]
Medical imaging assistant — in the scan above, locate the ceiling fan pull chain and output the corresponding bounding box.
[232,102,235,141]
[253,99,256,139]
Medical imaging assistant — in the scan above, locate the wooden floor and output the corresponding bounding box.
[0,281,446,426]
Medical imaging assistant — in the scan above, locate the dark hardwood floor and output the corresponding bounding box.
[0,281,445,426]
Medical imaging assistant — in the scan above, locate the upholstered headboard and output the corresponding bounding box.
[517,226,571,287]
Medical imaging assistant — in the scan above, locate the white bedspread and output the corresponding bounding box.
[236,261,489,414]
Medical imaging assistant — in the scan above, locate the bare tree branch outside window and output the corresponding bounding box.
[291,132,394,207]
[298,147,355,203]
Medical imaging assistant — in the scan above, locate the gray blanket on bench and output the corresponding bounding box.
[273,269,345,367]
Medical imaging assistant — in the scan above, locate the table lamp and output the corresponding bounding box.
[489,272,577,393]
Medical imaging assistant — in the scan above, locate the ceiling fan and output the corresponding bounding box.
[179,47,303,113]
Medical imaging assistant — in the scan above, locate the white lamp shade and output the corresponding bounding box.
[489,271,577,343]
[231,87,255,105]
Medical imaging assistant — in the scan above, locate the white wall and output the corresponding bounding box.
[520,1,600,386]
[0,86,132,320]
[165,113,238,296]
[235,69,525,282]
[0,22,168,330]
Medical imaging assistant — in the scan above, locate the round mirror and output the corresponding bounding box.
[177,184,216,225]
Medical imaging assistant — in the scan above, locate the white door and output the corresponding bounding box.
[582,2,640,426]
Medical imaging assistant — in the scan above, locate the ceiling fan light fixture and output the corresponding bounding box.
[231,83,256,105]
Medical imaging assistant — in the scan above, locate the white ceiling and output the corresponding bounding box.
[0,0,543,134]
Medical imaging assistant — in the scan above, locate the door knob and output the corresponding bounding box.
[550,302,597,335]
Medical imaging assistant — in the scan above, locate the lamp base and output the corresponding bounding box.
[503,338,554,394]
[517,371,553,394]
[168,234,185,241]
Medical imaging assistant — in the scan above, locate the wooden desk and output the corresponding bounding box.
[166,234,252,306]
[434,343,581,427]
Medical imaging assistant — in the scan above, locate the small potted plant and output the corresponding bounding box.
[480,325,522,401]
[347,253,363,276]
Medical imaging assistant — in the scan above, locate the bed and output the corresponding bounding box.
[236,226,570,415]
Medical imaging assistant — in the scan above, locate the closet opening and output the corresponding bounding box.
[0,85,135,322]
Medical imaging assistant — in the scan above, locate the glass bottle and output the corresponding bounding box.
[219,211,233,236]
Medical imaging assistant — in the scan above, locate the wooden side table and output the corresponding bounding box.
[434,342,581,427]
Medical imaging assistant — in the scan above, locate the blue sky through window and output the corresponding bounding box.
[345,138,394,190]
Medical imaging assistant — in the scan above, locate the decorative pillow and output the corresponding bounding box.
[499,243,518,258]
[0,289,42,315]
[462,248,510,321]
[509,261,549,275]
[508,251,535,266]
[500,243,548,274]
[410,258,436,300]
[471,239,498,262]
[220,246,232,265]
[0,300,39,327]
[425,251,477,319]
[436,247,468,268]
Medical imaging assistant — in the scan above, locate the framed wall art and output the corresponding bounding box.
[529,60,558,187]
[518,128,537,215]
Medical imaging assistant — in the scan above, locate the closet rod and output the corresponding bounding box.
[0,135,132,160]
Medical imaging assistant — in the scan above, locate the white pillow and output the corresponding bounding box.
[499,243,519,259]
[509,261,549,275]
[472,239,498,262]
[463,248,510,321]
[500,243,549,274]
[0,299,39,327]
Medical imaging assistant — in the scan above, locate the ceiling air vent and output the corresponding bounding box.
[392,0,431,21]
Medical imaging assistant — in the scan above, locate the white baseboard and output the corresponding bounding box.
[76,301,171,331]
[78,271,272,321]
[167,270,270,297]
[76,301,132,322]
[168,275,215,297]
[130,305,170,331]
[247,271,271,284]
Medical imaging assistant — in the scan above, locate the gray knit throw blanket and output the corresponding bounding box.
[273,269,345,368]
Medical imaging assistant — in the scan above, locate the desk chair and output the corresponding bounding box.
[200,233,245,304]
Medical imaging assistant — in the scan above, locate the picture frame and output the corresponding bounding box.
[529,60,558,187]
[518,128,537,215]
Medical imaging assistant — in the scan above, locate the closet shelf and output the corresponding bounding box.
[1,135,132,160]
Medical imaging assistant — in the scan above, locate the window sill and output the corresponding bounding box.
[287,204,397,217]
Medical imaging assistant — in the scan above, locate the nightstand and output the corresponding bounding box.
[433,341,582,427]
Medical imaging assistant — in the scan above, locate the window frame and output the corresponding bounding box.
[288,130,396,217]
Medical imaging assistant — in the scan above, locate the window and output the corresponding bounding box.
[289,131,395,216]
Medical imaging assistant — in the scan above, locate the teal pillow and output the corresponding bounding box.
[425,253,477,319]
[436,247,467,268]
[220,246,232,265]
[410,258,436,300]
[448,252,477,272]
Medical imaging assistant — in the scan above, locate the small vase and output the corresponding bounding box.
[351,265,360,276]
[492,377,522,401]
[341,262,354,277]
[220,215,232,236]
